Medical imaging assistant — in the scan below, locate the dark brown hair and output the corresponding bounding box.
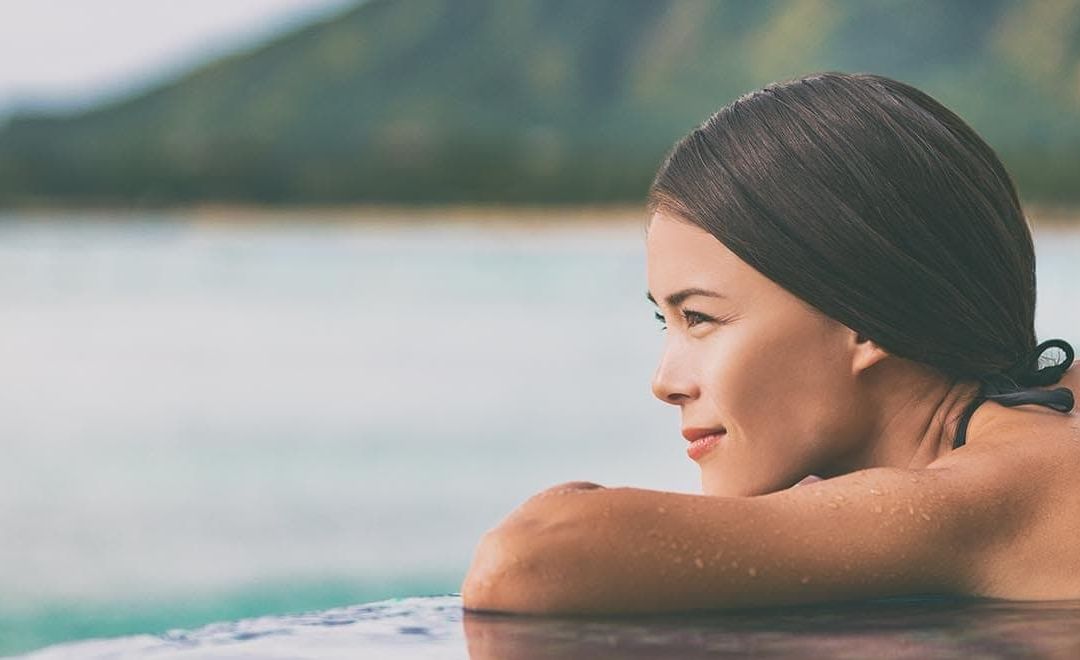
[648,72,1065,386]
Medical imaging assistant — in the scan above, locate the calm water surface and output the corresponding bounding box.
[2,212,1078,656]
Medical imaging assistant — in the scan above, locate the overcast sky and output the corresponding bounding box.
[0,0,358,117]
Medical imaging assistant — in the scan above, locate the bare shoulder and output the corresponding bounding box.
[957,358,1080,461]
[689,414,1080,602]
[925,364,1080,599]
[957,357,1080,458]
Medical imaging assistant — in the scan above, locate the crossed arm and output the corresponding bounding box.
[461,456,1034,614]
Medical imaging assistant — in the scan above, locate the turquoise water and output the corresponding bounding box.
[2,212,1078,656]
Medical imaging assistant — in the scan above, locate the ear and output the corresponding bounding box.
[848,328,890,376]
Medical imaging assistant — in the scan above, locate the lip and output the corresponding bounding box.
[682,426,727,461]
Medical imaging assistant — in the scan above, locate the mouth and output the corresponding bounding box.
[682,426,727,462]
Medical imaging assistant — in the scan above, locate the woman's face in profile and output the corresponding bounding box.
[646,212,865,496]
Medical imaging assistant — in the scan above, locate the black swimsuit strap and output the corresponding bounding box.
[952,339,1076,449]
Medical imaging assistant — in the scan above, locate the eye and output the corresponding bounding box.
[682,309,715,328]
[653,309,716,331]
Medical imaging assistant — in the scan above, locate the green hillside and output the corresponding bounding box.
[1,0,1078,206]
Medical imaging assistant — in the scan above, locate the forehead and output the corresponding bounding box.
[646,212,750,293]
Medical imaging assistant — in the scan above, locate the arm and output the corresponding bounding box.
[461,457,1035,614]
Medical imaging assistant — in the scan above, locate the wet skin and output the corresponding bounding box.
[461,212,1080,614]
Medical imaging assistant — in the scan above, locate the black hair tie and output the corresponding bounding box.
[953,339,1076,449]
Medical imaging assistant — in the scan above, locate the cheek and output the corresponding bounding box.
[699,317,854,496]
[704,313,851,444]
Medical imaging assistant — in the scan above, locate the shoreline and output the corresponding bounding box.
[1026,205,1080,228]
[1,202,1076,228]
[0,202,652,231]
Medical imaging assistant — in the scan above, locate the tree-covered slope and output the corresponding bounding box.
[1,0,1077,205]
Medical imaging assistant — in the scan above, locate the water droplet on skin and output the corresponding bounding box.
[657,506,667,514]
[910,477,919,483]
[801,576,811,584]
[827,502,840,509]
[869,488,882,496]
[908,505,915,515]
[695,558,705,569]
[748,567,757,577]
[921,512,931,521]
[714,550,725,560]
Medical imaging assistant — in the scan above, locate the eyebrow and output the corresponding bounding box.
[646,288,726,307]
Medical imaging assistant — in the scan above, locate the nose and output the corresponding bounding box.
[651,340,700,405]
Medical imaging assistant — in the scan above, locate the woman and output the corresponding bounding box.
[461,72,1077,613]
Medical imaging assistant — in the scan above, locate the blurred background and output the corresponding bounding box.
[1,0,1078,655]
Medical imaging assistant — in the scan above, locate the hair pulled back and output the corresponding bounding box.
[648,72,1072,391]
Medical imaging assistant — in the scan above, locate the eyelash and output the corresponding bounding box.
[653,309,716,331]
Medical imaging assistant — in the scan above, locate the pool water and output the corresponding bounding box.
[20,594,1080,658]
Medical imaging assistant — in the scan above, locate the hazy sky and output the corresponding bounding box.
[0,0,358,116]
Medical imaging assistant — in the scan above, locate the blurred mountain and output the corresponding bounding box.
[1,0,1078,206]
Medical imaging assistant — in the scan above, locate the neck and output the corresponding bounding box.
[824,368,983,476]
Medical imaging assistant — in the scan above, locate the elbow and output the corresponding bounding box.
[461,495,596,614]
[461,526,552,614]
[461,528,522,612]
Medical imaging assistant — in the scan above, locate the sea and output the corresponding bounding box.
[1,210,1077,656]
